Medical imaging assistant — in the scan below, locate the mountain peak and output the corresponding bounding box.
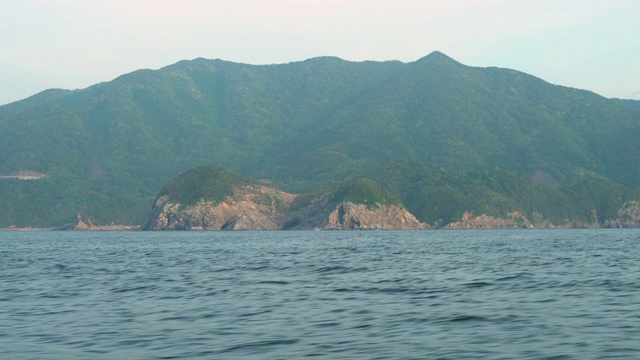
[414,51,461,66]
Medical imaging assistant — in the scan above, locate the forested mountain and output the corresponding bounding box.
[1,51,639,227]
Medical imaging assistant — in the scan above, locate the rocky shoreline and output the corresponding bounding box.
[55,214,141,231]
[143,191,640,231]
[143,188,426,231]
[5,199,639,232]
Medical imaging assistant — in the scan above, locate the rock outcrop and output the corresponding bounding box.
[604,201,640,228]
[442,203,640,229]
[145,191,426,231]
[73,213,91,230]
[283,191,425,230]
[323,202,426,230]
[145,195,640,231]
[144,167,428,231]
[444,211,533,229]
[143,165,640,231]
[60,213,140,230]
[145,186,295,230]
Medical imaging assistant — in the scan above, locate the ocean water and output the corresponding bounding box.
[1,229,639,359]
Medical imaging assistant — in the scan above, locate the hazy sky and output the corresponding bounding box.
[1,0,639,105]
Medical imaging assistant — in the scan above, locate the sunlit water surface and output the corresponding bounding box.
[1,230,639,359]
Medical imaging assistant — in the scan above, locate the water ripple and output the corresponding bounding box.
[1,229,639,359]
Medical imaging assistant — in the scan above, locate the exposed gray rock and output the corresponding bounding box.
[444,211,534,229]
[443,203,640,229]
[285,193,425,230]
[144,186,427,231]
[604,201,640,228]
[144,179,640,231]
[144,187,295,230]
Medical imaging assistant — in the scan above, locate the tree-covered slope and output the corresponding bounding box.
[147,163,640,229]
[1,52,639,227]
[369,159,640,227]
[156,164,258,207]
[268,52,640,186]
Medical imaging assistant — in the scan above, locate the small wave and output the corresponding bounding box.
[496,272,533,281]
[219,339,300,353]
[239,310,272,318]
[257,280,289,285]
[311,265,368,274]
[447,315,488,323]
[37,293,79,299]
[463,281,493,288]
[160,315,193,321]
[313,321,340,328]
[333,287,356,293]
[352,309,372,315]
[351,323,372,329]
[333,286,446,296]
[241,265,269,271]
[328,308,348,314]
[532,297,557,303]
[111,285,156,293]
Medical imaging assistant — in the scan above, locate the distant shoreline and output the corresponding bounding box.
[0,225,141,231]
[3,226,638,231]
[0,227,52,231]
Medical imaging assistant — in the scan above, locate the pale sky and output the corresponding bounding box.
[1,0,639,106]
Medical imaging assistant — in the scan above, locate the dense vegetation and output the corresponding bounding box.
[156,162,640,228]
[368,159,640,226]
[329,178,403,209]
[1,52,639,227]
[157,164,257,207]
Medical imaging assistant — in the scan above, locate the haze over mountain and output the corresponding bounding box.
[1,51,639,227]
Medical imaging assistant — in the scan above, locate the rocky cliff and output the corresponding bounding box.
[603,201,640,228]
[144,186,295,230]
[444,211,533,229]
[323,202,426,230]
[144,185,426,231]
[283,191,425,230]
[443,202,640,229]
[144,165,640,231]
[144,194,640,231]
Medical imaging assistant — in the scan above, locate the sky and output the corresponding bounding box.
[1,0,639,106]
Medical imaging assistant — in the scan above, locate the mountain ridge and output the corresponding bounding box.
[1,51,639,227]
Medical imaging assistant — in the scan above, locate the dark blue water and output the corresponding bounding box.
[1,230,639,359]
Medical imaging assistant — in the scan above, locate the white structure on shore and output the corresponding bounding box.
[0,169,47,180]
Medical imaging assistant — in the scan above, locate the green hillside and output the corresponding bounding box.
[329,178,403,209]
[157,164,257,207]
[1,52,639,227]
[151,163,640,228]
[367,159,640,227]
